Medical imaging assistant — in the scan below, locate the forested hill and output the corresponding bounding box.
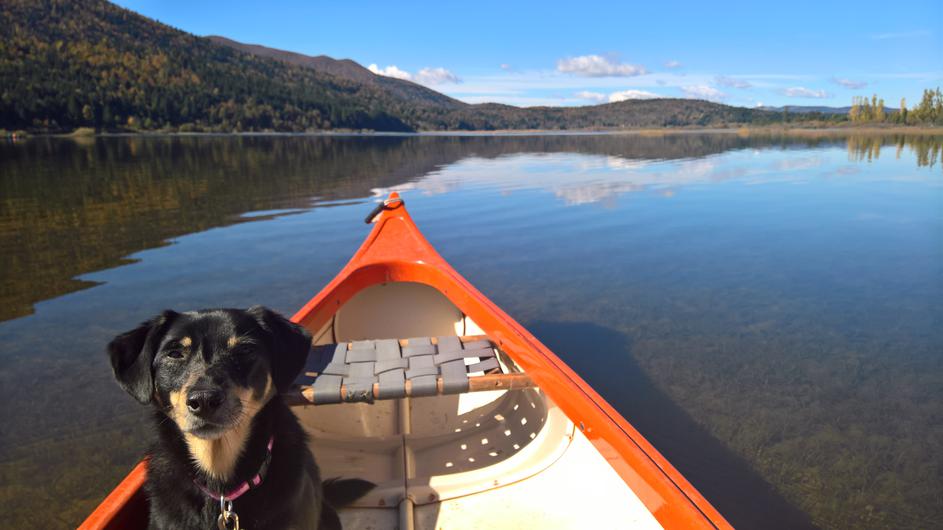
[206,36,464,109]
[0,0,426,131]
[1,0,811,133]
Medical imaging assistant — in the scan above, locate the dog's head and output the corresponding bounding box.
[107,306,311,440]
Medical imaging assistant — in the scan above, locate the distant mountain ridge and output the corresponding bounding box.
[0,0,839,132]
[206,36,378,83]
[759,105,852,115]
[206,35,464,108]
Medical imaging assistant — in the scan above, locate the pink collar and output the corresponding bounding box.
[194,436,274,502]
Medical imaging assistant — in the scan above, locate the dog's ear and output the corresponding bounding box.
[108,310,178,404]
[248,306,312,392]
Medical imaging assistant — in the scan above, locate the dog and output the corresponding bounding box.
[108,306,372,529]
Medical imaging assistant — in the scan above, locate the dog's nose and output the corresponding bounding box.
[186,389,224,416]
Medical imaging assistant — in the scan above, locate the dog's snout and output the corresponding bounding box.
[185,388,224,416]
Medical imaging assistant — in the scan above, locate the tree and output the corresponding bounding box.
[934,88,943,122]
[102,104,113,127]
[875,98,885,122]
[850,97,861,122]
[912,88,942,124]
[864,96,873,121]
[899,98,907,124]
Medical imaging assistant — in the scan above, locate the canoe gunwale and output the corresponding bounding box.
[291,193,732,530]
[80,192,732,530]
[77,460,148,530]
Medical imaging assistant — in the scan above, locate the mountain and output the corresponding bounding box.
[758,105,853,115]
[0,0,439,132]
[206,36,380,84]
[0,0,830,133]
[206,36,464,109]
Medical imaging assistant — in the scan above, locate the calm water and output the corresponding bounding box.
[1,133,941,529]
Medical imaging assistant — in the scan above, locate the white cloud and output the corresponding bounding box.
[435,70,736,106]
[415,67,461,85]
[575,91,607,102]
[457,94,593,107]
[500,63,513,71]
[783,86,830,98]
[432,67,925,107]
[664,60,682,69]
[871,30,930,40]
[556,55,647,77]
[444,71,716,94]
[368,64,460,85]
[573,89,663,105]
[367,64,412,80]
[831,77,867,89]
[715,75,752,89]
[681,85,726,101]
[608,89,661,102]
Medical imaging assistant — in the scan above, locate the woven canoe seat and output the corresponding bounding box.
[294,336,506,405]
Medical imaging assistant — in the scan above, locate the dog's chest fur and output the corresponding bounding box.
[145,398,322,530]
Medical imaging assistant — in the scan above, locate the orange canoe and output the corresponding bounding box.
[81,192,731,529]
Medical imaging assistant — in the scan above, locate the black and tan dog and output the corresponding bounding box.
[108,306,371,529]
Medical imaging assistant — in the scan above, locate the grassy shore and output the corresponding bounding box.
[7,123,938,139]
[732,125,943,136]
[440,125,943,136]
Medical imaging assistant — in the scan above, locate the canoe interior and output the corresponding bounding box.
[88,281,664,529]
[83,193,727,530]
[298,281,663,529]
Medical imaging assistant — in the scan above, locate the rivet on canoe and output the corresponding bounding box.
[579,421,585,431]
[428,493,437,502]
[378,498,386,506]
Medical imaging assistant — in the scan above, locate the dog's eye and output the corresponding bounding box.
[165,350,184,360]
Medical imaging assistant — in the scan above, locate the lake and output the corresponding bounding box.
[0,132,940,529]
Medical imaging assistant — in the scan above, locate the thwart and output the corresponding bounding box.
[80,192,732,529]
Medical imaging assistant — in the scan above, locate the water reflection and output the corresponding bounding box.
[375,136,939,207]
[0,132,940,529]
[847,134,942,167]
[2,134,940,323]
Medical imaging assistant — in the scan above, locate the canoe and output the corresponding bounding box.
[81,192,732,529]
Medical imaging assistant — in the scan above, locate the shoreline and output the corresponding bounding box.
[6,125,942,140]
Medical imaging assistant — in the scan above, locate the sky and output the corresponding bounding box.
[113,0,942,108]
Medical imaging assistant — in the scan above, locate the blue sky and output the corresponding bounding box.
[114,0,941,108]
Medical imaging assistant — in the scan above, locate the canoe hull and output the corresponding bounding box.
[81,193,731,529]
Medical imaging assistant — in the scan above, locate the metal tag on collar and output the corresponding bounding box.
[217,496,240,530]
